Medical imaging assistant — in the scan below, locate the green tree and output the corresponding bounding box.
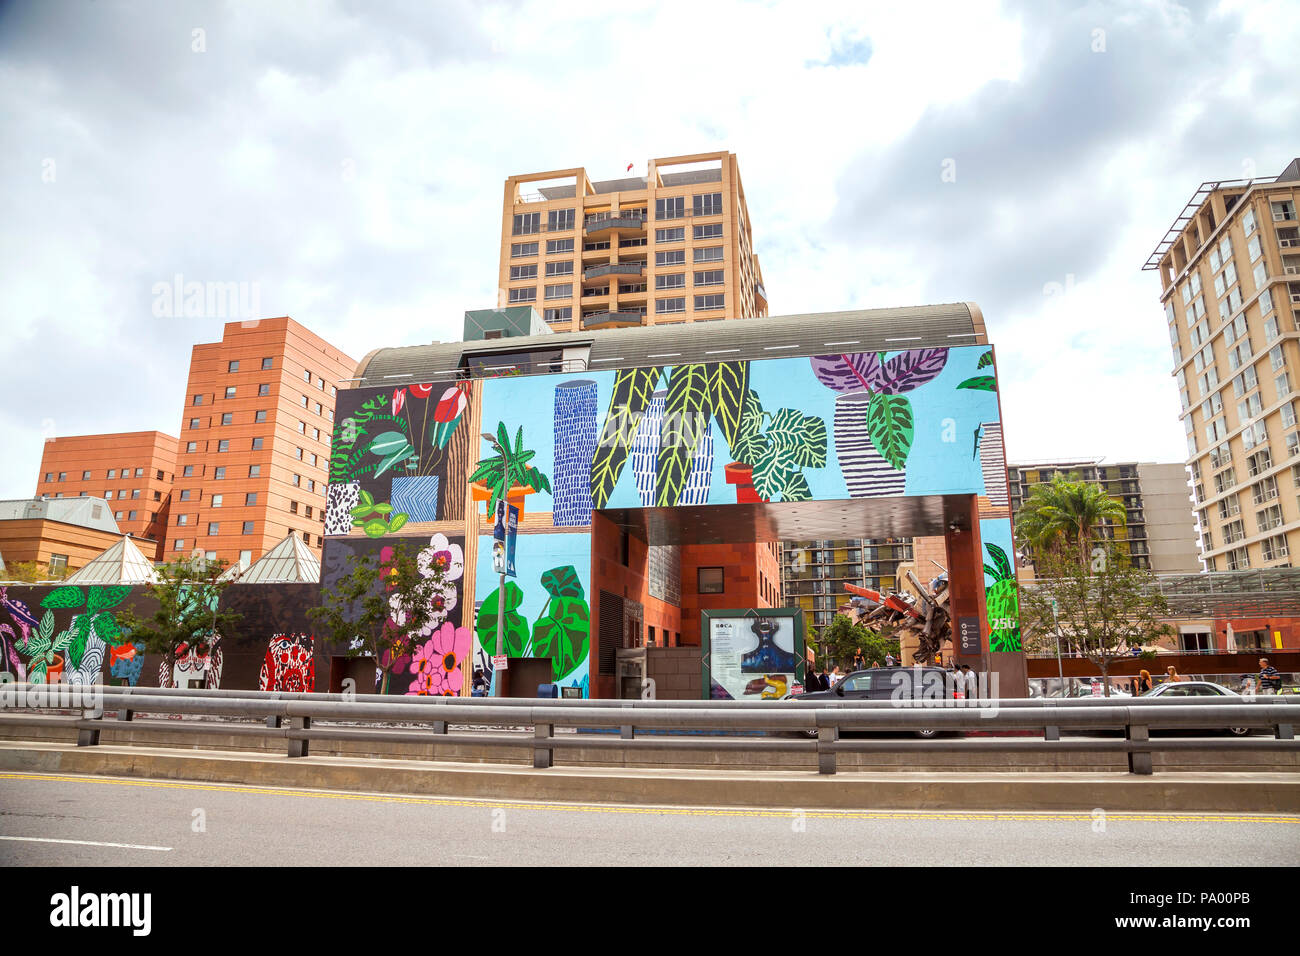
[1,560,65,583]
[116,557,243,681]
[814,614,898,669]
[1015,472,1127,566]
[308,540,453,694]
[1018,544,1173,696]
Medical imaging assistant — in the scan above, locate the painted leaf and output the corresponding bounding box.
[23,634,51,658]
[983,564,1001,582]
[866,393,914,470]
[350,504,375,517]
[373,443,416,478]
[956,375,997,392]
[590,366,662,509]
[388,513,408,533]
[93,612,125,647]
[531,596,591,681]
[368,431,409,457]
[809,352,885,393]
[40,586,84,610]
[38,610,55,641]
[360,518,389,537]
[750,448,786,500]
[977,350,994,369]
[475,583,529,657]
[878,348,949,394]
[359,489,375,508]
[65,614,93,668]
[766,408,828,469]
[372,503,393,514]
[709,361,750,454]
[87,586,130,615]
[986,542,1013,580]
[431,415,462,451]
[50,628,75,654]
[655,364,714,507]
[780,470,813,502]
[540,565,585,600]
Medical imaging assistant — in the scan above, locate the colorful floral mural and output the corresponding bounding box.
[407,622,471,696]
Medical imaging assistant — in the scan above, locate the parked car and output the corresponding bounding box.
[1139,681,1254,735]
[794,666,953,738]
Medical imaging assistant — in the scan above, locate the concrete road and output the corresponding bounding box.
[1,771,1297,866]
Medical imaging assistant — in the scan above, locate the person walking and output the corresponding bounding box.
[958,663,977,701]
[884,652,896,667]
[828,665,843,687]
[1132,669,1153,696]
[1164,665,1184,683]
[1259,658,1283,695]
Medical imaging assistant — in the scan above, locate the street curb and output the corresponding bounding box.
[1,743,1296,812]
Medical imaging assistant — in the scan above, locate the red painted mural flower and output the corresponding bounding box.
[409,383,434,399]
[392,387,407,415]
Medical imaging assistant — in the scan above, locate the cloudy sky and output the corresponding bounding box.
[1,0,1297,500]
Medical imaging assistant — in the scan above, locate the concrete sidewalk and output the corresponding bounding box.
[1,743,1296,812]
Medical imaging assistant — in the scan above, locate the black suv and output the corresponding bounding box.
[796,666,955,738]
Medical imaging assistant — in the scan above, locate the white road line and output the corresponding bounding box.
[0,835,172,852]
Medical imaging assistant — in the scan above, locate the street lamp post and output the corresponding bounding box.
[1052,597,1065,699]
[483,432,507,698]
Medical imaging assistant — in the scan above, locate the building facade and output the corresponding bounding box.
[781,538,915,631]
[1147,158,1300,571]
[34,431,177,557]
[169,317,357,567]
[499,152,767,333]
[1007,460,1201,573]
[0,497,153,578]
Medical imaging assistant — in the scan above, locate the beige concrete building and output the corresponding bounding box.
[1007,460,1201,573]
[498,152,767,332]
[1146,158,1300,571]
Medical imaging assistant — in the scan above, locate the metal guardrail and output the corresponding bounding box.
[1,685,1295,777]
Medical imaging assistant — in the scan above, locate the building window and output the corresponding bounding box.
[220,412,234,426]
[312,428,320,441]
[546,238,573,255]
[512,212,540,235]
[694,222,723,240]
[544,307,572,323]
[210,496,222,508]
[655,249,685,267]
[547,209,575,232]
[153,490,161,501]
[545,283,572,300]
[262,357,273,370]
[545,260,573,277]
[299,394,308,408]
[656,297,686,314]
[693,192,723,216]
[217,439,230,453]
[309,453,318,467]
[245,493,258,505]
[252,437,264,450]
[655,197,684,220]
[177,514,189,525]
[510,264,537,281]
[314,402,322,415]
[291,474,300,487]
[508,287,537,303]
[222,386,234,399]
[306,479,315,492]
[128,510,137,520]
[249,465,261,477]
[305,506,313,519]
[131,489,141,499]
[228,360,239,373]
[694,246,724,263]
[106,469,116,479]
[81,470,91,480]
[698,567,724,594]
[298,421,306,434]
[695,294,725,311]
[655,227,684,243]
[295,447,304,460]
[694,269,724,286]
[174,540,185,551]
[189,418,200,430]
[186,441,197,453]
[214,467,226,479]
[242,521,255,534]
[258,383,270,396]
[208,523,219,536]
[656,273,685,290]
[290,501,299,514]
[511,241,538,258]
[255,410,267,423]
[302,531,310,542]
[240,550,252,565]
[303,369,312,383]
[179,489,194,501]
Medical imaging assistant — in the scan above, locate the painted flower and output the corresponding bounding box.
[392,387,407,415]
[418,533,464,583]
[406,622,468,696]
[409,383,434,399]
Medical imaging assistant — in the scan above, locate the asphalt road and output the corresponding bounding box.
[1,772,1296,866]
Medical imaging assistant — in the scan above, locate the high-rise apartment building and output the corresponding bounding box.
[781,538,915,631]
[499,152,767,332]
[170,317,356,567]
[34,431,177,557]
[1146,158,1300,571]
[1007,460,1201,574]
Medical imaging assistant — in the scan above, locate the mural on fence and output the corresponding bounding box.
[259,633,316,692]
[980,517,1022,653]
[473,532,593,698]
[320,533,469,695]
[327,382,472,534]
[2,585,133,684]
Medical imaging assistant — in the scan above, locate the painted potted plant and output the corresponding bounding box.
[726,389,827,502]
[469,422,552,521]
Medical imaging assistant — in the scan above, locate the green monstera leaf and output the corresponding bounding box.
[531,596,590,681]
[92,612,126,647]
[475,582,529,657]
[655,363,714,507]
[87,586,130,615]
[540,566,584,600]
[65,614,93,669]
[41,586,85,610]
[866,393,914,470]
[957,375,997,392]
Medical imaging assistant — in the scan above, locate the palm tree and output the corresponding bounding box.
[1015,473,1128,567]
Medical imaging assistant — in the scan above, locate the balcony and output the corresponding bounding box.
[582,310,645,330]
[584,262,644,281]
[585,212,647,235]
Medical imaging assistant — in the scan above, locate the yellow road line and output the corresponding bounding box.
[2,773,1296,824]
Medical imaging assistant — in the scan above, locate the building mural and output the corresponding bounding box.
[259,633,316,693]
[980,517,1022,653]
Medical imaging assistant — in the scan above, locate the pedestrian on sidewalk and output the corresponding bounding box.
[1132,669,1153,696]
[1259,658,1283,694]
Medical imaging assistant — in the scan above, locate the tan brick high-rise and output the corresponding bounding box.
[498,152,767,331]
[1146,158,1300,570]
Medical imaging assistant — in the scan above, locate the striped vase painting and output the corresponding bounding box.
[631,389,714,505]
[391,475,440,522]
[834,392,906,498]
[978,422,1009,507]
[552,379,598,527]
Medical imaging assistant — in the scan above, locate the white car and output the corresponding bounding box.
[1139,681,1254,735]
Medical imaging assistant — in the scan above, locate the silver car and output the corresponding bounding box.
[1140,681,1253,735]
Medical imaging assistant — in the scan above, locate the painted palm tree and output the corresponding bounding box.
[1015,473,1127,566]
